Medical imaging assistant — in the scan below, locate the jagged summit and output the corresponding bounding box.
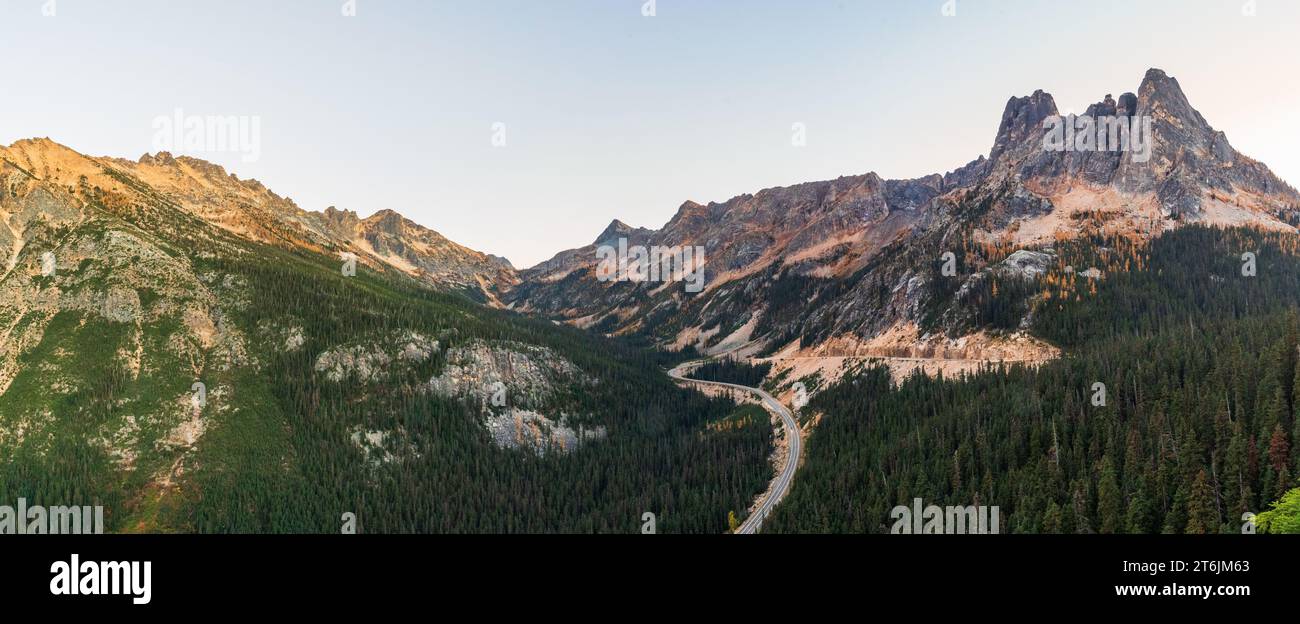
[138,151,178,166]
[593,219,633,245]
[989,89,1060,164]
[1139,67,1193,106]
[974,68,1299,217]
[591,218,656,246]
[3,136,61,151]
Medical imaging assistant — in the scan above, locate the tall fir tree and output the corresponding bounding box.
[1097,456,1122,534]
[1185,469,1218,534]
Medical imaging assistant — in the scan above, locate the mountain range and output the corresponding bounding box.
[0,131,770,532]
[3,68,1299,533]
[508,69,1299,367]
[6,69,1294,368]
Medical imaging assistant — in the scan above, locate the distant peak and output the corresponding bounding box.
[319,206,361,232]
[137,152,237,182]
[323,205,358,218]
[363,209,411,230]
[138,151,177,166]
[7,136,57,148]
[593,219,633,245]
[667,200,709,222]
[487,254,515,271]
[366,208,404,220]
[3,137,78,157]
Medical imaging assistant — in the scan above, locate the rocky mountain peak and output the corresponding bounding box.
[592,218,657,248]
[320,206,362,233]
[1084,93,1119,117]
[1140,68,1189,103]
[1136,67,1205,131]
[2,136,61,154]
[961,69,1300,220]
[593,219,633,245]
[138,151,178,167]
[5,137,521,299]
[363,209,410,235]
[486,254,515,271]
[989,89,1059,164]
[1,137,88,171]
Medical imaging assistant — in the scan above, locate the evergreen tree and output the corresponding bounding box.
[1042,500,1062,533]
[1224,423,1251,520]
[1185,469,1217,534]
[1125,481,1153,534]
[1096,456,1122,534]
[1162,485,1188,534]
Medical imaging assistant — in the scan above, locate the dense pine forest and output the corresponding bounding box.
[767,225,1300,533]
[200,248,773,533]
[0,227,772,533]
[688,360,773,388]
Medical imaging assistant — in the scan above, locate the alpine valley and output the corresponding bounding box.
[4,69,1300,533]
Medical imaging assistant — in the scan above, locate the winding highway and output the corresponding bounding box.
[668,361,801,534]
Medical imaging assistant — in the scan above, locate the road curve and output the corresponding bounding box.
[668,361,801,534]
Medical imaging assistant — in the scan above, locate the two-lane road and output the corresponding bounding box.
[668,361,801,534]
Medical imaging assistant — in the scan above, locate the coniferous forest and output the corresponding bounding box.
[766,226,1300,533]
[0,228,772,534]
[6,184,1300,535]
[688,360,773,388]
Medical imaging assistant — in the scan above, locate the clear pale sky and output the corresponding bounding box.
[2,0,1297,267]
